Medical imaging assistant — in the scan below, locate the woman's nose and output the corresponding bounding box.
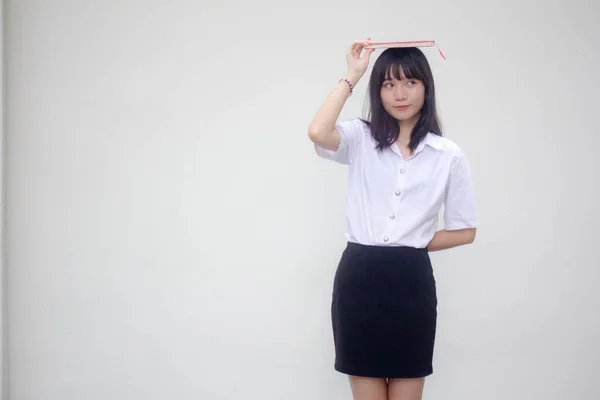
[394,88,408,100]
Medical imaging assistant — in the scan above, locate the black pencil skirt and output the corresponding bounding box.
[331,241,438,379]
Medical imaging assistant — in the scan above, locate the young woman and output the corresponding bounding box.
[307,38,478,400]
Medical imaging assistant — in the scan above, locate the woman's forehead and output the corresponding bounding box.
[384,65,409,80]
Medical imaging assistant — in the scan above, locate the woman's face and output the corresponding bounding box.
[380,70,425,123]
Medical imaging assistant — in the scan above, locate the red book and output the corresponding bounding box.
[365,40,446,59]
[364,40,436,49]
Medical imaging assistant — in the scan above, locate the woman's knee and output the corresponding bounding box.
[348,375,388,400]
[387,377,425,400]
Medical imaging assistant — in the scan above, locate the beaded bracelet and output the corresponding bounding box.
[339,78,353,96]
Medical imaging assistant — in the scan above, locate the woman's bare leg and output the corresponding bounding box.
[387,377,425,400]
[348,375,388,400]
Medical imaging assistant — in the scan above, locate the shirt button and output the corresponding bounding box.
[395,190,401,196]
[389,214,395,219]
[383,236,389,242]
[400,168,405,174]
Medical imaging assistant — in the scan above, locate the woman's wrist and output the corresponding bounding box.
[427,228,476,252]
[343,70,363,86]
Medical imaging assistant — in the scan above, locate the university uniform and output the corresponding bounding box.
[315,118,478,379]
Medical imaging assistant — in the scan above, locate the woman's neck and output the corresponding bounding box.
[396,117,418,148]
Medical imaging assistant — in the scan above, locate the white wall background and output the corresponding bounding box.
[4,1,600,399]
[1,1,5,398]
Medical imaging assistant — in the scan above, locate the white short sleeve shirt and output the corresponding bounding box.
[315,118,478,248]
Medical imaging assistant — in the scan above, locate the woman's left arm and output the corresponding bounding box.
[427,228,476,252]
[432,151,478,251]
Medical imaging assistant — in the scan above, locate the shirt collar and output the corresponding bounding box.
[415,132,445,154]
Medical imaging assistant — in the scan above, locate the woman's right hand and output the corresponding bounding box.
[346,37,375,78]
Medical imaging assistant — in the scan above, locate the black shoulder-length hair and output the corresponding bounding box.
[360,47,442,152]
